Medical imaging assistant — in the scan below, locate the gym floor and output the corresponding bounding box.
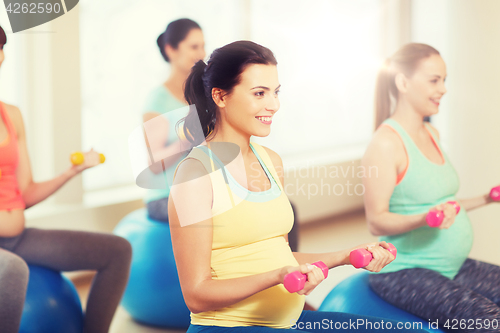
[74,210,375,333]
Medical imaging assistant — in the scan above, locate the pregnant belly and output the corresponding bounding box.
[0,209,25,237]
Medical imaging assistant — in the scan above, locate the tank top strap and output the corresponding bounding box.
[176,147,213,173]
[191,145,230,184]
[249,142,282,191]
[0,102,17,139]
[423,121,446,153]
[381,118,420,156]
[172,146,238,213]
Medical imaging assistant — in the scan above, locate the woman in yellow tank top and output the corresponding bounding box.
[168,41,425,333]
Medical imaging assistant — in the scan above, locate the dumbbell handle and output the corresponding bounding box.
[426,201,460,227]
[283,261,329,293]
[70,152,106,165]
[490,186,500,201]
[350,243,397,269]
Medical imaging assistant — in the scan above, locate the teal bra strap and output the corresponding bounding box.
[194,145,234,184]
[196,143,279,191]
[249,143,279,189]
[191,145,236,205]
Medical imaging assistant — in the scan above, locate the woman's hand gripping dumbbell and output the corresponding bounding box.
[69,149,105,173]
[350,243,397,269]
[283,262,328,294]
[70,151,105,165]
[490,185,500,201]
[426,201,460,228]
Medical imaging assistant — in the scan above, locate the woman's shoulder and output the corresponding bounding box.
[252,143,283,168]
[144,85,167,103]
[364,125,404,161]
[148,85,168,97]
[174,154,210,185]
[144,85,184,115]
[2,102,22,119]
[2,102,24,134]
[424,122,440,140]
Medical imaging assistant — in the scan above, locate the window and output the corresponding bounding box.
[80,0,245,190]
[80,0,392,190]
[249,0,384,164]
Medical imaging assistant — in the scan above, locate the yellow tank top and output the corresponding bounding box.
[173,142,304,328]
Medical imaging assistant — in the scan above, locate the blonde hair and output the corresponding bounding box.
[374,43,440,130]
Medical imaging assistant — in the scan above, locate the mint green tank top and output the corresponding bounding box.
[142,86,187,203]
[377,119,473,279]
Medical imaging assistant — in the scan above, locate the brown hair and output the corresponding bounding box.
[0,25,6,48]
[157,19,201,63]
[374,43,440,129]
[182,41,277,146]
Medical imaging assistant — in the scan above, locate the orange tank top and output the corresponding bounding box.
[0,102,25,210]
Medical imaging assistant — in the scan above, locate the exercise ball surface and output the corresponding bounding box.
[113,209,190,328]
[319,272,444,333]
[20,265,83,333]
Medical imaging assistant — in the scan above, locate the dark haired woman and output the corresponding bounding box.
[167,40,426,332]
[143,18,205,222]
[0,25,132,333]
[362,43,500,331]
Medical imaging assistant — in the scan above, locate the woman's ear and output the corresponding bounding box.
[212,88,226,108]
[165,44,175,62]
[394,72,408,94]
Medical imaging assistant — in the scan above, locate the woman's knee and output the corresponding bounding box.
[108,235,132,265]
[0,253,29,286]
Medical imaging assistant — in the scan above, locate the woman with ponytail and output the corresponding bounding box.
[362,43,500,329]
[168,40,425,333]
[142,18,205,222]
[0,25,132,333]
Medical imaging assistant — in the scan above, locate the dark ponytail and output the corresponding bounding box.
[157,18,201,63]
[182,41,277,147]
[182,60,214,145]
[374,43,440,130]
[0,25,7,48]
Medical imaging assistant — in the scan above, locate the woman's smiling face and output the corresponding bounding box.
[220,64,280,138]
[403,54,447,117]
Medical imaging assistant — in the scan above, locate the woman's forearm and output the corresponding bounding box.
[458,194,493,212]
[188,268,282,313]
[367,211,427,236]
[292,250,350,269]
[22,168,76,208]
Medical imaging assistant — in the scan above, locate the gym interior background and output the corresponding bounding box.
[0,0,499,329]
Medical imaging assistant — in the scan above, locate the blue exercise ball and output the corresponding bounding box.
[319,272,444,333]
[20,265,84,333]
[113,208,190,328]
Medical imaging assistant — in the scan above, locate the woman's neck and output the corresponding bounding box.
[391,98,426,137]
[164,66,189,103]
[207,126,252,157]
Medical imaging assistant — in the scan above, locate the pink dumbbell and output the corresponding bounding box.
[426,201,460,227]
[283,261,329,293]
[490,186,500,201]
[349,243,397,269]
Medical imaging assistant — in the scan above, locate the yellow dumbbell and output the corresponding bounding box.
[70,152,106,165]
